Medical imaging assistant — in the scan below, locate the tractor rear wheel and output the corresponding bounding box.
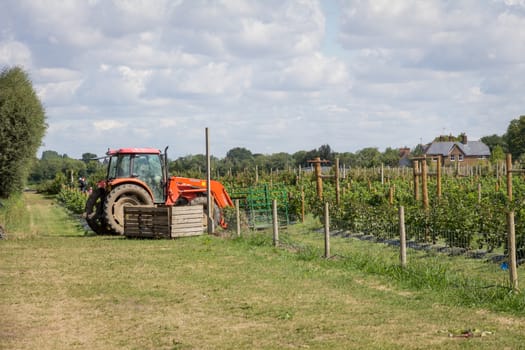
[85,188,114,235]
[104,184,153,235]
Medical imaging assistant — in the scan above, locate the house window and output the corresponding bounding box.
[450,155,455,161]
[458,154,464,161]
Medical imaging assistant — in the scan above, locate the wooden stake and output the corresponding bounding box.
[507,154,513,202]
[436,155,442,199]
[399,206,407,267]
[413,160,420,201]
[507,211,519,292]
[301,186,305,223]
[421,159,429,210]
[272,199,279,247]
[205,127,214,234]
[324,202,330,259]
[335,158,340,206]
[381,163,384,185]
[235,199,241,237]
[506,154,518,292]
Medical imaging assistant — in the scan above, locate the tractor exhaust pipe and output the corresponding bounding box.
[163,146,169,199]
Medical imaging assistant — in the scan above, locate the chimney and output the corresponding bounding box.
[460,133,467,144]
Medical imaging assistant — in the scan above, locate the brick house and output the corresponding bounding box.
[398,147,412,167]
[424,134,491,166]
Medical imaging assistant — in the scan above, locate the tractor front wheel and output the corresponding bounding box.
[104,184,154,235]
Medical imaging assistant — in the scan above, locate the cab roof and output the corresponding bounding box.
[106,148,161,156]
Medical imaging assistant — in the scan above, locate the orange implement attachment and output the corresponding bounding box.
[166,176,234,208]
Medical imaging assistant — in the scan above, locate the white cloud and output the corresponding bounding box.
[93,120,127,131]
[0,0,522,159]
[0,39,32,67]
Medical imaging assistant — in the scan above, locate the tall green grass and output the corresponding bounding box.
[0,193,31,234]
[237,218,525,317]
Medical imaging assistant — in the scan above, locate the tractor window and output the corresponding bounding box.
[132,154,164,202]
[107,154,131,179]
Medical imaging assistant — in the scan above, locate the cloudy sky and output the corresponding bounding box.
[1,0,524,159]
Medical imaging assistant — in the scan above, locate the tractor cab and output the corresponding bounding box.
[106,148,165,203]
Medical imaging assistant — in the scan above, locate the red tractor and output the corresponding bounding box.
[84,147,233,235]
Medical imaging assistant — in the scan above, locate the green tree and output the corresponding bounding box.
[29,150,89,189]
[481,134,507,153]
[81,152,98,162]
[412,144,425,157]
[380,147,400,167]
[505,115,525,160]
[337,152,357,168]
[355,147,381,168]
[170,154,207,177]
[490,145,505,163]
[292,150,308,167]
[0,67,47,197]
[224,147,254,172]
[267,152,293,170]
[317,144,334,162]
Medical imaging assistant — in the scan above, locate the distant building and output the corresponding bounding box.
[398,147,412,167]
[424,134,490,165]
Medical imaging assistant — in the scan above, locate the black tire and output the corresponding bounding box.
[104,184,153,235]
[85,188,113,235]
[190,195,222,229]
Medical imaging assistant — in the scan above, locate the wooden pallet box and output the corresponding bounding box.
[124,206,171,238]
[170,205,205,238]
[124,205,204,239]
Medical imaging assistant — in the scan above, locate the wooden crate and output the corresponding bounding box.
[170,205,205,238]
[124,205,204,239]
[124,206,170,238]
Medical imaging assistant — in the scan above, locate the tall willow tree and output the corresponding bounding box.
[0,67,47,197]
[505,115,525,161]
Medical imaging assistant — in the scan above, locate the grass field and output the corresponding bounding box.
[1,192,525,349]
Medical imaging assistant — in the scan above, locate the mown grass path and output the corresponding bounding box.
[1,192,525,349]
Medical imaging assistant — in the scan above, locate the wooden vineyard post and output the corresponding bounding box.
[421,158,429,211]
[389,185,395,205]
[507,154,513,202]
[205,127,214,234]
[399,206,407,268]
[308,157,331,201]
[506,153,519,292]
[421,158,431,242]
[335,158,341,206]
[309,157,324,200]
[507,211,518,292]
[301,186,305,223]
[272,199,279,247]
[235,199,241,237]
[315,158,323,200]
[413,160,420,201]
[436,155,442,199]
[324,202,330,259]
